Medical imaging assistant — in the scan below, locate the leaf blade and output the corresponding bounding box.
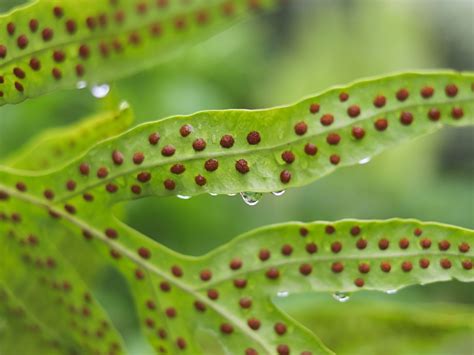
[1,177,472,353]
[2,104,134,171]
[3,71,471,203]
[197,219,474,294]
[0,197,127,354]
[0,0,279,106]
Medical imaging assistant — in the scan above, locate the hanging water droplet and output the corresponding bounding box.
[177,195,191,200]
[385,289,398,295]
[272,190,286,197]
[240,192,262,206]
[119,101,130,111]
[332,292,350,303]
[358,157,371,165]
[91,84,110,98]
[76,81,87,89]
[276,291,289,298]
[209,193,218,196]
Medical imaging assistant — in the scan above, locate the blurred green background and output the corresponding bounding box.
[1,0,473,354]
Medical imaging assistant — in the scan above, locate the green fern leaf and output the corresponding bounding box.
[1,72,473,354]
[0,0,278,106]
[3,104,134,170]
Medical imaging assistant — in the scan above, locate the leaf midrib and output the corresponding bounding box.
[0,2,233,71]
[195,250,471,291]
[49,96,473,203]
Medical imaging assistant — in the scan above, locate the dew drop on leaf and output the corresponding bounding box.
[332,292,350,303]
[272,190,286,197]
[240,192,263,206]
[227,193,237,196]
[119,101,130,110]
[209,192,218,196]
[91,84,110,98]
[76,81,87,89]
[177,195,191,200]
[385,289,398,295]
[358,157,371,165]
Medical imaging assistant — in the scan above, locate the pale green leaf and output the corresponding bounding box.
[3,104,134,171]
[0,0,278,106]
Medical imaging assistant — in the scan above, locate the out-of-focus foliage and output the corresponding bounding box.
[0,0,279,106]
[280,294,474,355]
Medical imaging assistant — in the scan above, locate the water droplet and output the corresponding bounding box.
[91,84,110,98]
[276,291,289,298]
[227,193,237,196]
[385,289,398,295]
[76,81,87,89]
[119,101,130,111]
[177,195,191,200]
[240,192,262,206]
[272,190,286,197]
[358,157,371,165]
[209,193,218,196]
[332,292,350,303]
